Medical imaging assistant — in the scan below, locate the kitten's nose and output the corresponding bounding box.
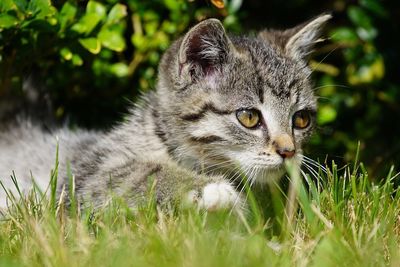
[273,134,295,159]
[276,148,295,159]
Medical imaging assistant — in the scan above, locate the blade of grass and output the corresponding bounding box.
[50,141,60,215]
[284,159,301,236]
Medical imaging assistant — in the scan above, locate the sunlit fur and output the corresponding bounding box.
[0,15,331,210]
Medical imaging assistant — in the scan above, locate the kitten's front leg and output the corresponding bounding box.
[185,181,242,211]
[142,160,245,211]
[83,160,245,211]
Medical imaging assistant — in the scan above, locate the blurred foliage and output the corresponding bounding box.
[0,0,242,126]
[307,0,400,176]
[0,0,399,175]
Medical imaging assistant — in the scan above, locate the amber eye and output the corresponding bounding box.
[236,109,260,128]
[293,110,311,129]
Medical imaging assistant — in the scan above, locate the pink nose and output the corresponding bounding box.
[276,148,295,159]
[273,134,296,159]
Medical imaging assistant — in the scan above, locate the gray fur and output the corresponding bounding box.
[0,15,331,210]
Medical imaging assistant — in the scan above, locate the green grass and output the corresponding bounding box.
[1,158,400,267]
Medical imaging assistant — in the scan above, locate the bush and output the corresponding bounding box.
[0,0,242,126]
[308,0,400,176]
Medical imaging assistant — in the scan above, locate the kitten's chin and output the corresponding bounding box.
[244,156,303,185]
[251,167,286,185]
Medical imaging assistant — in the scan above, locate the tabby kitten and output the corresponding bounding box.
[0,15,331,210]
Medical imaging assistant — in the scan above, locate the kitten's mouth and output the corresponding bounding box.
[243,156,301,174]
[252,162,285,171]
[241,164,287,185]
[248,158,286,170]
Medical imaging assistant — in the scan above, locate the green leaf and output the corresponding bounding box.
[71,1,107,34]
[110,63,129,77]
[72,54,83,66]
[164,0,179,11]
[317,105,337,125]
[228,0,242,13]
[330,27,359,44]
[356,27,377,41]
[79,37,101,54]
[107,4,127,24]
[144,21,159,36]
[161,21,177,34]
[13,0,28,13]
[348,6,372,30]
[86,1,106,17]
[59,2,77,30]
[347,56,385,85]
[0,0,14,12]
[131,34,147,51]
[310,61,340,76]
[71,13,102,34]
[27,0,56,19]
[98,28,125,52]
[60,47,73,60]
[0,14,19,28]
[360,0,388,17]
[347,6,378,41]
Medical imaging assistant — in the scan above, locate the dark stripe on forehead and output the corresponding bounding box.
[272,88,290,99]
[256,71,264,103]
[248,51,265,103]
[189,135,226,144]
[180,102,232,122]
[295,89,301,105]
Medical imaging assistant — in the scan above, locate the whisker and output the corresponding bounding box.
[306,162,327,177]
[301,166,322,191]
[302,160,326,175]
[249,166,259,188]
[312,84,350,92]
[302,162,319,180]
[300,155,327,173]
[307,44,341,79]
[229,165,254,212]
[202,161,234,175]
[235,164,254,207]
[300,169,312,188]
[302,163,323,190]
[233,165,250,190]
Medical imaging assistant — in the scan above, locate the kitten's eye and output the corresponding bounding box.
[292,110,311,129]
[236,109,260,129]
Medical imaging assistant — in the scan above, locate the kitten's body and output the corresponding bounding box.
[0,15,330,210]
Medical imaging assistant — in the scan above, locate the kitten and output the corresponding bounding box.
[0,15,331,211]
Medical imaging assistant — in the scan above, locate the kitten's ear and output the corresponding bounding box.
[178,19,233,80]
[260,14,332,60]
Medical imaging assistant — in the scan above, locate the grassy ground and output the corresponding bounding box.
[1,156,400,267]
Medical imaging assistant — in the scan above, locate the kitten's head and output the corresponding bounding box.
[157,15,331,183]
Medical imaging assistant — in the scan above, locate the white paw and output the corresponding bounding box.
[186,182,240,211]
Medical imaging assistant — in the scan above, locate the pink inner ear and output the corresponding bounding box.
[204,72,219,89]
[179,20,230,82]
[187,41,216,77]
[184,28,224,79]
[185,55,219,81]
